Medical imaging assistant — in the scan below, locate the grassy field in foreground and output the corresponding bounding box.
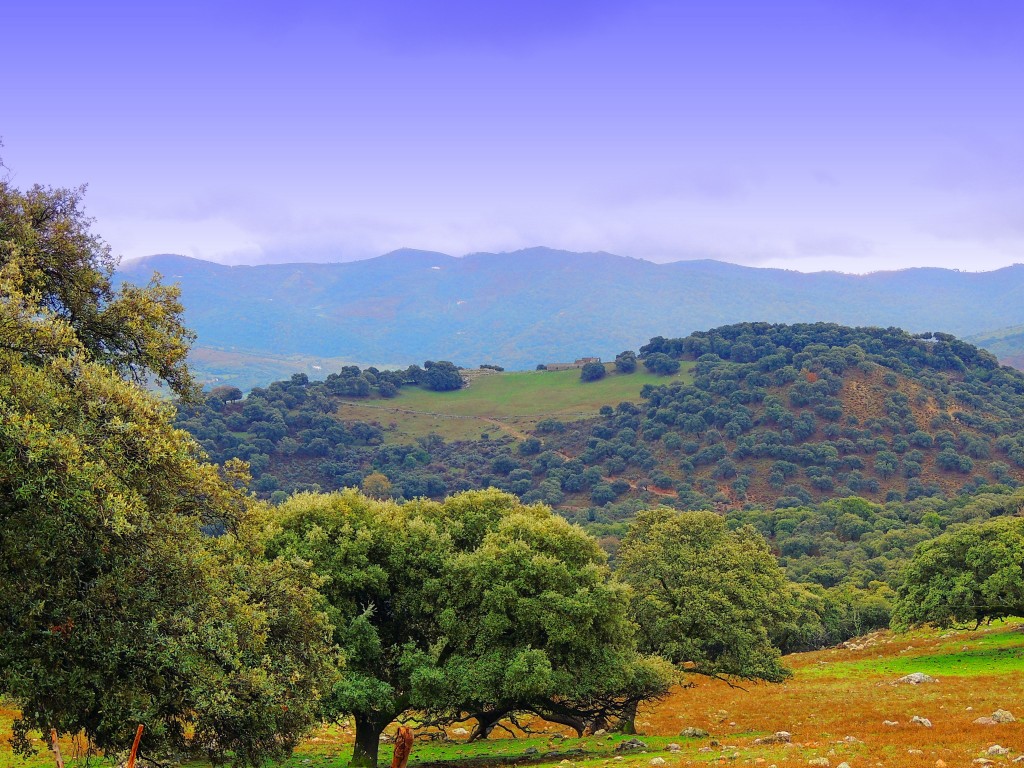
[333,364,694,443]
[6,620,1022,768]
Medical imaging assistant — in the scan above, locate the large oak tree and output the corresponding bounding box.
[265,489,671,767]
[894,515,1024,629]
[0,178,337,765]
[616,508,794,729]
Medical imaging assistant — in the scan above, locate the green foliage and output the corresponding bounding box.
[423,360,464,391]
[614,350,637,374]
[1,181,197,398]
[724,489,1024,647]
[209,384,244,403]
[580,361,607,382]
[170,319,1024,650]
[0,179,335,765]
[264,489,668,765]
[618,508,791,683]
[641,353,681,376]
[174,364,692,505]
[894,515,1024,629]
[265,490,452,766]
[417,494,673,736]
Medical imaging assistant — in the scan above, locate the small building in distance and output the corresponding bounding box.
[544,357,602,371]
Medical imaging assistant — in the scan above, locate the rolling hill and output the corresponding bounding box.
[118,249,1024,388]
[176,322,1024,517]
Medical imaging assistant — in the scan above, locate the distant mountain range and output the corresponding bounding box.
[116,248,1024,387]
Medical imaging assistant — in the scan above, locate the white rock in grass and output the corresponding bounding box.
[897,672,937,684]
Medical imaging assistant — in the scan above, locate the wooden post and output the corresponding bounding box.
[126,725,144,768]
[390,726,413,768]
[50,729,64,768]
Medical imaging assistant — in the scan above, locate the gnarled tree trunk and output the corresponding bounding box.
[351,713,390,768]
[469,710,508,741]
[615,701,638,735]
[534,711,585,737]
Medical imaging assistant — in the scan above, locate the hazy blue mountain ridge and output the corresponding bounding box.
[116,249,1024,376]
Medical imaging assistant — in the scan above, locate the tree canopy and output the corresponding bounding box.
[417,495,673,738]
[0,179,336,765]
[894,515,1024,629]
[264,489,450,767]
[617,509,793,685]
[1,181,197,397]
[614,350,637,374]
[423,360,464,391]
[641,352,680,376]
[580,361,607,382]
[265,489,671,766]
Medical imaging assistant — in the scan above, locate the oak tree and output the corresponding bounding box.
[894,516,1024,629]
[0,179,336,765]
[617,508,793,729]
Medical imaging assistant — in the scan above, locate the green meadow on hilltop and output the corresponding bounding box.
[332,365,694,442]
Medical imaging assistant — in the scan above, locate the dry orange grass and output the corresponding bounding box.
[637,623,1024,767]
[4,624,1020,768]
[0,706,92,768]
[295,624,1023,768]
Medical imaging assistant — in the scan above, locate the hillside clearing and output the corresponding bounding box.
[333,365,694,443]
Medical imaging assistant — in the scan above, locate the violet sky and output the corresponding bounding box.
[3,0,1024,272]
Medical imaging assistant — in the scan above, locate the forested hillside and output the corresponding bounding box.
[177,322,1024,513]
[119,250,1024,387]
[174,321,1024,646]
